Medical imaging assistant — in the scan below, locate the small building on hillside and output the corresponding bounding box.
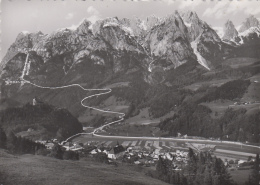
[108,144,125,159]
[33,97,44,106]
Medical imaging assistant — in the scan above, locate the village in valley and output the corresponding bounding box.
[35,137,254,172]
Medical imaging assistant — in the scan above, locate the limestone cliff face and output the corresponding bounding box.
[145,11,196,69]
[180,11,206,42]
[180,11,226,69]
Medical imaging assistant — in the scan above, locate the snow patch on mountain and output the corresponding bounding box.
[21,31,30,35]
[103,22,120,28]
[148,60,155,73]
[67,24,79,31]
[236,25,242,31]
[239,26,260,37]
[26,61,31,75]
[21,54,31,79]
[239,38,244,45]
[184,22,192,27]
[122,26,134,36]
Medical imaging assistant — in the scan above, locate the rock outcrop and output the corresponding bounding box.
[145,11,196,69]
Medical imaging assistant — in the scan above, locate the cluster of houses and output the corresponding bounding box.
[35,139,58,150]
[35,139,194,169]
[5,80,24,85]
[35,138,256,172]
[37,138,191,168]
[87,143,189,168]
[36,139,85,151]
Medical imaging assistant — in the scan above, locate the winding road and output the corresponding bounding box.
[19,52,260,152]
[20,52,125,142]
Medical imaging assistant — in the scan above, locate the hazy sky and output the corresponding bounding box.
[1,0,260,59]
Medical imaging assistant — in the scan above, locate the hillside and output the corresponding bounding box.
[0,149,168,185]
[0,103,82,141]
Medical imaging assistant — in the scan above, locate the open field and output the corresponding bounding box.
[104,123,165,137]
[104,82,130,89]
[201,100,260,118]
[0,149,168,185]
[201,100,234,118]
[125,108,156,125]
[185,79,233,91]
[224,57,259,69]
[125,108,175,125]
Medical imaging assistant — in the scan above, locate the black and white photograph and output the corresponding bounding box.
[0,0,260,184]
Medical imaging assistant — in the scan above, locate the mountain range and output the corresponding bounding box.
[2,12,259,78]
[0,11,260,142]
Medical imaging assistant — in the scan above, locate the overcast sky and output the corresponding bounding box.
[1,0,260,59]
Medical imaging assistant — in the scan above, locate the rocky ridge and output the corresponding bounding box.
[1,10,231,79]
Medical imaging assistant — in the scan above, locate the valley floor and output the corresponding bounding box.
[72,135,260,159]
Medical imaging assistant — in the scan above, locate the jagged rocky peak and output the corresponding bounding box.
[239,15,260,33]
[101,28,140,52]
[15,31,44,47]
[76,19,92,34]
[179,11,223,69]
[145,11,196,69]
[102,17,120,27]
[120,17,146,37]
[180,10,200,23]
[180,10,210,41]
[222,20,238,40]
[144,15,163,30]
[1,30,45,71]
[92,17,123,35]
